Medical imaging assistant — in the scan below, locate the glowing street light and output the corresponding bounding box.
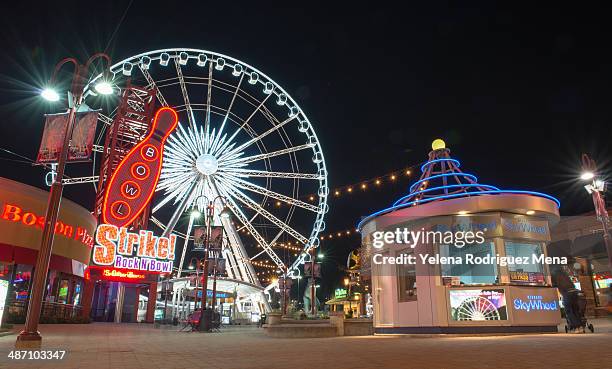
[581,171,595,181]
[581,154,612,272]
[40,88,60,102]
[18,53,113,348]
[94,80,114,95]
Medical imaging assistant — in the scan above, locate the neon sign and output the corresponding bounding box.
[102,107,178,227]
[102,268,146,281]
[1,203,94,247]
[513,295,558,312]
[92,224,176,273]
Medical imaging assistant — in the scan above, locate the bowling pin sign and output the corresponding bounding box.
[102,107,179,227]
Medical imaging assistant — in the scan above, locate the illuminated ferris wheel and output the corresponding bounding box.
[82,48,328,287]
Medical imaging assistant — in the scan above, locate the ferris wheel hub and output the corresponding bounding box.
[196,154,219,175]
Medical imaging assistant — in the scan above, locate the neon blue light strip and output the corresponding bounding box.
[395,183,500,206]
[420,158,460,172]
[409,172,479,193]
[358,189,561,230]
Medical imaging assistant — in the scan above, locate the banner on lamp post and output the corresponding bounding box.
[36,110,99,164]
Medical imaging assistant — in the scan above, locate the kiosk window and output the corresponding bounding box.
[397,250,417,302]
[440,242,498,285]
[505,241,545,285]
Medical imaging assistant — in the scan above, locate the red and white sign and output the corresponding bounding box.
[36,111,99,164]
[102,107,178,227]
[92,224,176,273]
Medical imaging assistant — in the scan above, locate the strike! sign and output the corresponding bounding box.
[92,224,176,273]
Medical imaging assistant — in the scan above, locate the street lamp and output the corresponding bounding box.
[17,53,112,348]
[40,88,60,102]
[181,195,230,331]
[581,154,612,272]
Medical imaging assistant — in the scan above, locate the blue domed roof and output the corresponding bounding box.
[357,144,560,230]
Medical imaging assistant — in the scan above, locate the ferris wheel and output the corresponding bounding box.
[81,48,328,287]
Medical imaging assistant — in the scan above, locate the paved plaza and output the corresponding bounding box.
[0,319,611,369]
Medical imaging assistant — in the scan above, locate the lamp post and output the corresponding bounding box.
[16,54,112,348]
[192,195,230,331]
[581,154,612,271]
[188,257,205,311]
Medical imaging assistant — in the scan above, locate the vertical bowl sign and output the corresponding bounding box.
[101,107,178,227]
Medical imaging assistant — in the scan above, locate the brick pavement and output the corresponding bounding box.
[0,319,610,369]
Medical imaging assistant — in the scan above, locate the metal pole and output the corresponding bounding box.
[592,190,612,271]
[582,154,612,271]
[16,90,80,347]
[198,202,212,331]
[311,249,316,316]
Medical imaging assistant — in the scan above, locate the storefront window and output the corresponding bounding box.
[13,264,32,301]
[73,282,82,306]
[440,242,498,285]
[57,279,69,304]
[397,250,417,302]
[505,241,545,285]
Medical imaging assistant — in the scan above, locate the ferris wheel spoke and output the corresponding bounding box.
[222,143,315,167]
[138,65,169,107]
[218,115,297,162]
[204,61,214,153]
[218,173,319,212]
[215,179,286,270]
[216,176,309,245]
[214,93,273,157]
[220,168,322,180]
[174,58,195,128]
[210,73,245,155]
[153,176,199,213]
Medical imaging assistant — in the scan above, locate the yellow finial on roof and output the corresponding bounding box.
[431,138,446,151]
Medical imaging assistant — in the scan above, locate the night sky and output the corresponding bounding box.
[1,2,611,299]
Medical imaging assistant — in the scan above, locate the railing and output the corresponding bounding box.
[5,299,83,323]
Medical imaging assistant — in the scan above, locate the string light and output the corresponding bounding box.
[317,227,361,240]
[252,165,419,211]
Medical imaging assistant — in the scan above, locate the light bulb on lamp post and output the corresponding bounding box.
[41,88,60,102]
[581,154,612,273]
[94,80,114,95]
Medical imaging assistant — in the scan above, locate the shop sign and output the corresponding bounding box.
[501,216,549,241]
[509,287,561,325]
[92,224,176,273]
[0,202,94,247]
[509,271,545,284]
[513,295,558,312]
[335,288,348,299]
[101,107,178,228]
[101,268,146,282]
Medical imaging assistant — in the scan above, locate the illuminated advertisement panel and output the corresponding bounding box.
[449,289,508,321]
[102,107,178,227]
[0,280,8,324]
[91,224,176,273]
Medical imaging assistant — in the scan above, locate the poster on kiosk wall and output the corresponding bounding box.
[449,289,508,321]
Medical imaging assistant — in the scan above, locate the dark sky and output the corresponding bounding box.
[1,2,611,298]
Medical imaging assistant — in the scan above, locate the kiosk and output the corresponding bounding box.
[358,140,563,334]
